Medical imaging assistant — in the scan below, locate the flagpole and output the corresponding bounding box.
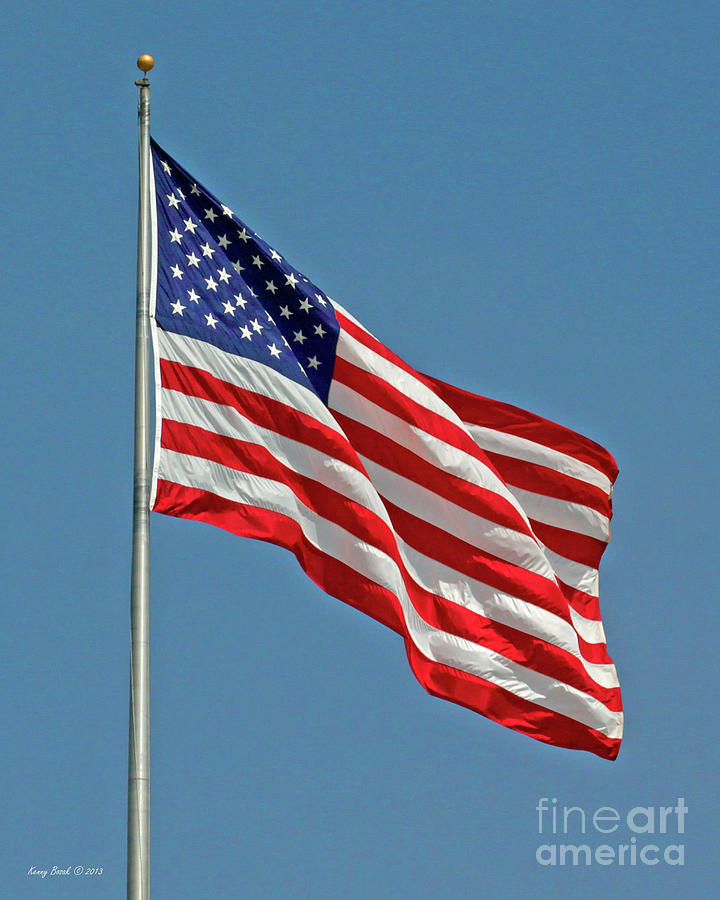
[128,53,154,900]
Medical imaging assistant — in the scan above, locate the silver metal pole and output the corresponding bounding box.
[128,53,154,900]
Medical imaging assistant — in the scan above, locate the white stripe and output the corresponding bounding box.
[465,423,612,494]
[545,547,600,598]
[156,329,344,437]
[330,299,371,334]
[330,380,602,597]
[161,388,390,524]
[396,540,618,688]
[508,485,611,543]
[569,607,606,644]
[158,448,623,739]
[332,337,610,582]
[157,318,608,588]
[163,389,614,682]
[331,308,612,497]
[358,454,556,580]
[162,390,616,686]
[329,355,534,531]
[329,380,531,525]
[331,382,611,553]
[424,632,621,739]
[336,328,466,426]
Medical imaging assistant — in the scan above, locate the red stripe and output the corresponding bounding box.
[161,420,619,701]
[160,358,364,475]
[330,328,617,670]
[332,413,613,660]
[161,419,385,551]
[576,633,613,666]
[333,355,611,569]
[530,519,607,569]
[373,498,570,624]
[332,326,614,620]
[335,411,609,577]
[559,580,602,621]
[407,645,620,760]
[383,499,616,682]
[153,480,621,757]
[335,311,618,483]
[424,373,619,481]
[332,357,471,456]
[406,582,621,710]
[484,449,612,518]
[153,479,406,635]
[331,357,533,531]
[335,310,427,381]
[333,410,530,535]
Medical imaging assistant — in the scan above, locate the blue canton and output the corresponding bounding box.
[152,139,340,404]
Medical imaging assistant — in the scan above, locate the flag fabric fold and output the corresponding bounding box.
[148,139,623,759]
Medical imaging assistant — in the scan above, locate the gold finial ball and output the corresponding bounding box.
[137,54,155,73]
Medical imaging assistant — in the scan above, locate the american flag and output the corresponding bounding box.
[149,140,623,759]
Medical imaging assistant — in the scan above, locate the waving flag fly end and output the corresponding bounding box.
[148,140,623,760]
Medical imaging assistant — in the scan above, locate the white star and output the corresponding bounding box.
[185,252,200,268]
[187,288,200,303]
[205,276,218,292]
[201,243,215,258]
[298,298,312,313]
[177,187,186,201]
[248,287,257,297]
[170,299,186,315]
[221,204,234,217]
[266,280,278,294]
[279,305,292,319]
[270,249,282,262]
[222,300,235,315]
[314,323,327,338]
[190,183,201,196]
[161,160,171,174]
[292,330,306,344]
[251,255,264,268]
[315,293,327,306]
[285,273,299,288]
[171,264,183,279]
[217,234,231,249]
[167,193,180,209]
[307,355,321,370]
[250,318,263,333]
[204,207,218,222]
[169,228,182,244]
[237,228,250,242]
[240,325,252,340]
[268,344,282,358]
[234,292,247,309]
[184,217,198,234]
[232,260,244,274]
[205,313,218,329]
[217,267,231,284]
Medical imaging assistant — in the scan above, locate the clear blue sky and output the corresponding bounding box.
[2,2,717,897]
